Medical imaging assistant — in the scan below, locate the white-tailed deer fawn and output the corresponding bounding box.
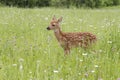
[47,16,97,55]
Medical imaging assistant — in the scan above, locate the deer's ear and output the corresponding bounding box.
[58,17,63,22]
[52,15,56,20]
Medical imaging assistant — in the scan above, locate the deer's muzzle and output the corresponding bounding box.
[47,27,50,30]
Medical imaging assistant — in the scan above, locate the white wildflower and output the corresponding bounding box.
[78,73,81,75]
[98,78,103,80]
[29,71,32,74]
[60,78,63,80]
[19,64,23,71]
[36,60,40,64]
[116,52,119,54]
[79,19,83,22]
[12,64,17,67]
[19,58,24,62]
[91,70,95,73]
[45,17,48,20]
[101,26,105,28]
[44,70,47,73]
[47,36,51,42]
[80,59,83,62]
[82,53,88,56]
[107,41,112,44]
[94,65,99,68]
[89,24,93,27]
[29,78,32,80]
[84,73,89,77]
[99,50,102,53]
[53,70,59,73]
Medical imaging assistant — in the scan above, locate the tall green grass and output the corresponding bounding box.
[0,7,120,80]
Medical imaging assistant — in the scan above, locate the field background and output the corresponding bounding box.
[0,7,120,80]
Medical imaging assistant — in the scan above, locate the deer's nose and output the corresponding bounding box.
[47,27,50,30]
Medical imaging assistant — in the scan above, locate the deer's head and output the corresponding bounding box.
[47,16,62,30]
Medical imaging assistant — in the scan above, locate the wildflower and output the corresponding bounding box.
[12,64,17,67]
[89,24,93,27]
[19,58,24,62]
[94,65,99,68]
[74,28,78,31]
[98,78,103,80]
[47,36,52,42]
[36,60,40,64]
[80,59,83,62]
[19,64,23,71]
[78,73,81,75]
[107,41,112,44]
[29,71,32,74]
[79,19,83,22]
[45,17,48,21]
[19,58,24,71]
[29,78,32,80]
[84,73,89,77]
[36,60,40,69]
[101,26,105,28]
[60,79,63,80]
[31,26,34,29]
[44,51,47,53]
[99,50,102,53]
[68,68,72,71]
[44,70,47,73]
[53,70,59,73]
[82,53,88,56]
[91,70,95,73]
[116,52,119,54]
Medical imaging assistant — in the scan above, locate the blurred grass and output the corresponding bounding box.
[0,7,120,80]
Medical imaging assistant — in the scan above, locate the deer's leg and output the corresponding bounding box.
[64,47,70,55]
[64,49,70,55]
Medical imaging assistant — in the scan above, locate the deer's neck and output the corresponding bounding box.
[54,27,63,41]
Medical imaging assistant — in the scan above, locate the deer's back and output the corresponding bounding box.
[62,32,97,47]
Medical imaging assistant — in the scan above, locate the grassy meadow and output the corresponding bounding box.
[0,7,120,80]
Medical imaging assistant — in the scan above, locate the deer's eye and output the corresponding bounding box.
[52,24,55,26]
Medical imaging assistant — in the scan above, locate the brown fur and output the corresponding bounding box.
[47,16,97,55]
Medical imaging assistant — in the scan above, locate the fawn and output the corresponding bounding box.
[47,16,97,55]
